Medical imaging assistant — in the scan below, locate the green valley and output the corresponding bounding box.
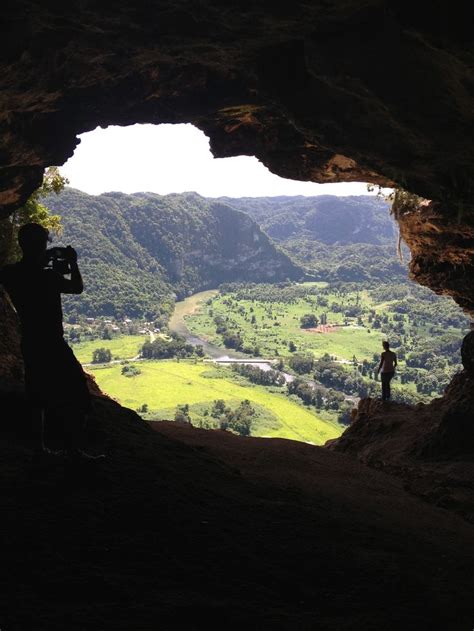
[72,334,148,364]
[54,191,470,442]
[183,281,469,400]
[87,359,341,445]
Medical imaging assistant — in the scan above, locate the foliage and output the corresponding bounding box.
[87,359,342,444]
[313,354,377,398]
[300,313,318,328]
[71,334,146,364]
[289,354,314,374]
[389,188,424,220]
[211,398,255,435]
[0,167,66,266]
[227,194,395,245]
[232,363,285,386]
[121,364,142,377]
[174,403,192,423]
[141,333,196,359]
[92,347,112,363]
[42,188,301,320]
[188,279,469,399]
[224,400,255,436]
[287,377,346,410]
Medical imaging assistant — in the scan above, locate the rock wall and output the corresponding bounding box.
[0,288,23,392]
[0,3,472,204]
[1,2,473,316]
[396,199,474,318]
[0,2,473,430]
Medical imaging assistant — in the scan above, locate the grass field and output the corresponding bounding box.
[89,359,342,445]
[185,286,386,361]
[71,335,148,364]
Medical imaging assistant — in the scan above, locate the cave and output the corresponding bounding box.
[1,2,474,629]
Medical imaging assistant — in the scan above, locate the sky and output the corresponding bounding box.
[61,123,382,198]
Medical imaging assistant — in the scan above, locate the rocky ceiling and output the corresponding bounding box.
[1,0,473,314]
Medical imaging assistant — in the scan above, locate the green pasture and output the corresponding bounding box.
[71,335,147,364]
[88,360,342,445]
[186,285,387,361]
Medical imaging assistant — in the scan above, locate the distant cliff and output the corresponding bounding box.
[221,195,406,282]
[222,195,394,245]
[44,189,303,319]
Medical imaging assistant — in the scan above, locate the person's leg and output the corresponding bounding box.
[62,406,105,460]
[386,372,394,400]
[381,373,388,401]
[31,405,63,458]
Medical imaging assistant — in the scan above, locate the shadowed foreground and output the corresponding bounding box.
[1,394,474,630]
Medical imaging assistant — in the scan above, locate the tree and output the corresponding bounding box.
[300,313,318,328]
[121,364,141,377]
[314,389,324,409]
[211,399,227,418]
[289,354,314,375]
[92,347,112,363]
[222,331,243,350]
[0,166,67,266]
[224,400,255,436]
[288,340,297,353]
[175,404,192,424]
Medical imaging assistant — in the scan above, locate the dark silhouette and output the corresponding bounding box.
[0,223,103,461]
[377,341,397,401]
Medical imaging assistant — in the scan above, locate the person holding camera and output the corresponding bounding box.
[0,222,104,461]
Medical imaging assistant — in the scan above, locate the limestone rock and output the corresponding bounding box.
[0,2,474,316]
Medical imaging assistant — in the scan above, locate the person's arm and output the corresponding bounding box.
[393,353,398,369]
[377,352,384,374]
[58,247,84,294]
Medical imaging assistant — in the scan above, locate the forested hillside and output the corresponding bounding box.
[222,195,406,282]
[44,189,303,319]
[222,195,394,244]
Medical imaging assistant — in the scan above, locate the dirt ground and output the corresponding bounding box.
[1,394,473,630]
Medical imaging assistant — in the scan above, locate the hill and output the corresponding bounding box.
[44,189,303,320]
[220,195,407,282]
[221,195,394,245]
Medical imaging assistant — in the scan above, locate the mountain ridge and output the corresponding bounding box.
[44,188,303,320]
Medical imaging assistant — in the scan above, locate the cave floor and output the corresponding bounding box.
[1,396,473,630]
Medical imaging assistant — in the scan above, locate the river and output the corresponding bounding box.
[168,290,295,382]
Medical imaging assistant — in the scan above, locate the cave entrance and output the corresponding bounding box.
[35,122,470,442]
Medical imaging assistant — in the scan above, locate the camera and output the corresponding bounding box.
[44,247,71,275]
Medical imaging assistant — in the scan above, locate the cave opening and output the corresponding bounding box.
[13,125,467,442]
[1,5,474,628]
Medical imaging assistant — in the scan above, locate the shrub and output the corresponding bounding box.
[121,364,141,377]
[300,313,318,328]
[92,347,112,364]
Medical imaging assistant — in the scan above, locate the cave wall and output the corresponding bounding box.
[0,1,473,314]
[0,288,23,391]
[397,199,474,316]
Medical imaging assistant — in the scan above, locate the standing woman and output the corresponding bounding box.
[377,341,397,401]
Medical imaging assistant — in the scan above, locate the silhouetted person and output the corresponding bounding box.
[377,341,397,401]
[0,223,103,461]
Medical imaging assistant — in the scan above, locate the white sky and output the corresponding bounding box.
[61,123,382,198]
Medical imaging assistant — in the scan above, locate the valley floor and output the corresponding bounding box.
[90,359,341,445]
